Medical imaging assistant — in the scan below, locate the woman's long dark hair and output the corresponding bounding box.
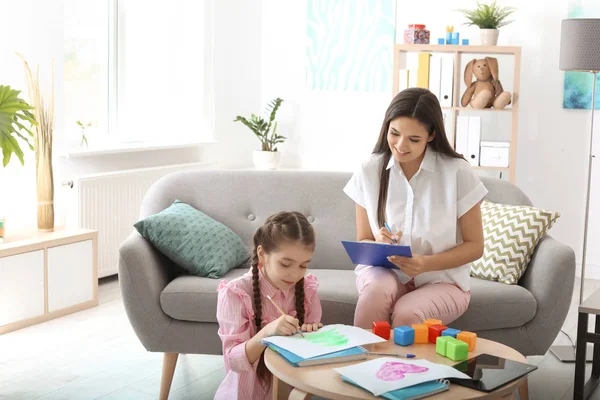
[373,87,464,228]
[251,211,315,388]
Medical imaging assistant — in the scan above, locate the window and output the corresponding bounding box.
[64,0,213,148]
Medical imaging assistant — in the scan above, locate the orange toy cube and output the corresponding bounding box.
[457,331,477,351]
[411,323,429,343]
[428,324,448,343]
[372,321,391,340]
[423,318,443,327]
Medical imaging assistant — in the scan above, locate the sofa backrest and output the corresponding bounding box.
[140,170,532,271]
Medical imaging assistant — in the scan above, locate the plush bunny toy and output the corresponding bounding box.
[461,57,511,109]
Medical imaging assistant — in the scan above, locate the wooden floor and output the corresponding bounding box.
[1,275,600,399]
[0,276,225,400]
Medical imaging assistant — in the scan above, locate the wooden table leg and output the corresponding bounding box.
[518,377,529,400]
[288,388,311,400]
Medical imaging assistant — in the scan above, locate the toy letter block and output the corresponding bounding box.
[373,321,391,340]
[423,318,443,327]
[446,338,469,361]
[436,336,451,357]
[394,326,415,346]
[428,325,448,343]
[411,323,429,344]
[442,328,461,338]
[457,331,477,351]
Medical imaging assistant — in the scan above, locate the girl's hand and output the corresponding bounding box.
[264,315,301,337]
[301,322,323,333]
[387,254,431,277]
[375,227,402,244]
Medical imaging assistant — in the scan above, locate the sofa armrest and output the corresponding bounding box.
[519,235,576,354]
[118,231,176,351]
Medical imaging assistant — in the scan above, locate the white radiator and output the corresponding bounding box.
[76,162,212,278]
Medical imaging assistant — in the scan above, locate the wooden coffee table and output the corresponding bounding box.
[265,330,530,400]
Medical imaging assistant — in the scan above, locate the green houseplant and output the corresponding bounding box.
[457,1,516,46]
[234,97,286,170]
[0,85,36,167]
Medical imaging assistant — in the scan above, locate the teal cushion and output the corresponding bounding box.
[134,200,249,278]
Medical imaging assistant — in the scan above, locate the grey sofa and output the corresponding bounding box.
[118,169,575,399]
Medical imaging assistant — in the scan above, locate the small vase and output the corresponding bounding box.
[36,146,54,232]
[480,29,499,46]
[252,150,281,170]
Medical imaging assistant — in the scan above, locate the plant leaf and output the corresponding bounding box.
[0,85,37,167]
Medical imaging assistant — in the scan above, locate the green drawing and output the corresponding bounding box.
[305,328,349,347]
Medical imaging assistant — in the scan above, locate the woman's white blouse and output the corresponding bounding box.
[343,146,488,292]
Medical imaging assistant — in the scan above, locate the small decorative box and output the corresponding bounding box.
[404,24,430,44]
[480,141,510,167]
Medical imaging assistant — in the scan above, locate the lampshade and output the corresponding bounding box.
[559,18,600,72]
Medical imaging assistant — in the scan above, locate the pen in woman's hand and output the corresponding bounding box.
[384,222,397,244]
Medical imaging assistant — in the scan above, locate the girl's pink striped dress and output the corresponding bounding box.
[214,268,322,400]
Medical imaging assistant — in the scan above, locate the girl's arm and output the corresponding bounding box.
[356,204,375,241]
[389,202,484,275]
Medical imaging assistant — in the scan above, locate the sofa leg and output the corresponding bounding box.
[160,352,178,400]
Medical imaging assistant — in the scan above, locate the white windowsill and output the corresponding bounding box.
[59,139,216,158]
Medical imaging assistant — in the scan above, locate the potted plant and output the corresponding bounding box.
[234,97,286,170]
[457,1,516,46]
[0,85,36,167]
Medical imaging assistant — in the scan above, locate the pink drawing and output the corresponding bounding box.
[376,361,429,381]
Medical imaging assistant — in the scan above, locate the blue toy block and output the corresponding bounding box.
[394,326,415,346]
[441,328,461,338]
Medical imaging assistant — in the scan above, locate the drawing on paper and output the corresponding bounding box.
[375,361,430,381]
[304,327,350,347]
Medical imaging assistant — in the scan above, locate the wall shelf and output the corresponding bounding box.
[393,44,521,183]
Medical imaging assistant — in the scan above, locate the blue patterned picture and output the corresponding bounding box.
[564,0,600,109]
[306,0,396,92]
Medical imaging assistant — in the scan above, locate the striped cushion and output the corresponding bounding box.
[470,200,560,285]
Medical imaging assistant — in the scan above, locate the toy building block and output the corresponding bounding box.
[394,326,415,346]
[436,336,451,357]
[423,318,443,327]
[411,323,429,344]
[373,321,391,340]
[446,338,469,361]
[441,328,461,338]
[457,331,477,351]
[428,324,448,343]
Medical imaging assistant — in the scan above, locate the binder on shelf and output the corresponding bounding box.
[439,53,454,107]
[416,52,430,89]
[407,53,419,88]
[428,54,442,100]
[455,116,469,159]
[398,69,410,92]
[467,116,481,166]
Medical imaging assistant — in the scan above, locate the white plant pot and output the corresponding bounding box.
[252,150,281,170]
[480,29,499,46]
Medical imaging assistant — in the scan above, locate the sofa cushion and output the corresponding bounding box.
[161,270,536,333]
[160,268,358,324]
[470,200,560,285]
[452,277,537,332]
[134,200,250,279]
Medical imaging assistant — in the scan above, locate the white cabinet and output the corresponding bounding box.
[0,250,45,326]
[0,229,97,335]
[48,240,94,312]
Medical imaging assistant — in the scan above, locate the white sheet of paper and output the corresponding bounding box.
[262,324,386,359]
[333,357,471,396]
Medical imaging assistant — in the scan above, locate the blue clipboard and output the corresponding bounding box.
[341,240,412,269]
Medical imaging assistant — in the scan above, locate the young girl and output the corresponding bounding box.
[344,87,487,329]
[215,211,323,400]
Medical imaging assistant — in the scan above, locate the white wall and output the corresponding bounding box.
[255,0,600,276]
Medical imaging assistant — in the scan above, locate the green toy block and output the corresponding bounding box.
[446,338,469,361]
[436,336,451,357]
